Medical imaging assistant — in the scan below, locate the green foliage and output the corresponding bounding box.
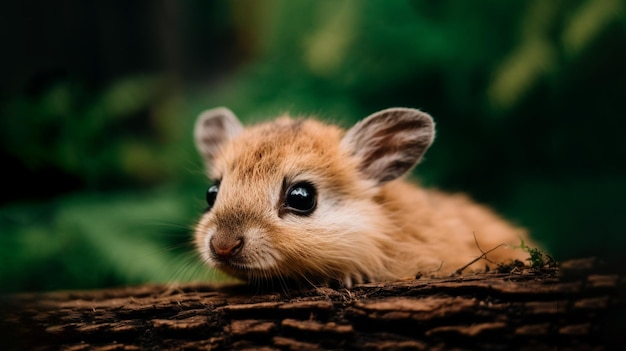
[0,186,232,293]
[1,75,190,192]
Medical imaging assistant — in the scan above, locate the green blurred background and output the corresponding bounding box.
[1,0,625,293]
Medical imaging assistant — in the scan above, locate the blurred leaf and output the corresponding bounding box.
[487,0,558,111]
[0,186,229,293]
[304,0,358,77]
[98,75,164,118]
[0,74,182,195]
[563,0,624,57]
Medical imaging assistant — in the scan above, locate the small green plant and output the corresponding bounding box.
[517,239,556,269]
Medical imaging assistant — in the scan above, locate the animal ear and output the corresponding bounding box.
[340,108,435,184]
[194,107,244,162]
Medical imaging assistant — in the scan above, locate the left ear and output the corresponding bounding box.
[194,107,243,164]
[340,108,435,184]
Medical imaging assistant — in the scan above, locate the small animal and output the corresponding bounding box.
[193,107,535,287]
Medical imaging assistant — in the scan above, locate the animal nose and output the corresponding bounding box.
[210,237,243,258]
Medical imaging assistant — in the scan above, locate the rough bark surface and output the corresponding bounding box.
[1,258,623,350]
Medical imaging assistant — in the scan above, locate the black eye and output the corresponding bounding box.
[206,183,219,210]
[285,182,317,215]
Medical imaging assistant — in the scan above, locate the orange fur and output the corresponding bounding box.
[194,109,536,287]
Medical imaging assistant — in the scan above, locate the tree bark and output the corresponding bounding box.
[1,258,623,350]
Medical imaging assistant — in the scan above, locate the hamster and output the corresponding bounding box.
[193,107,536,287]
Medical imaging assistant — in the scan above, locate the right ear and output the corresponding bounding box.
[340,108,435,184]
[194,107,244,163]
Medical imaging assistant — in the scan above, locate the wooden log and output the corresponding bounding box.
[1,258,623,350]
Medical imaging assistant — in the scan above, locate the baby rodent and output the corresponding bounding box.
[193,107,536,287]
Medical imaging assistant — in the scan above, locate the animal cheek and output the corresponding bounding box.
[195,215,215,239]
[195,223,210,240]
[193,226,216,264]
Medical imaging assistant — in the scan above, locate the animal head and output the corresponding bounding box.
[193,107,435,286]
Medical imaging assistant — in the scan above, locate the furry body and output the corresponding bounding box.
[194,108,534,287]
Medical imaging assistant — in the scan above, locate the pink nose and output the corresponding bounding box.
[210,237,243,258]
